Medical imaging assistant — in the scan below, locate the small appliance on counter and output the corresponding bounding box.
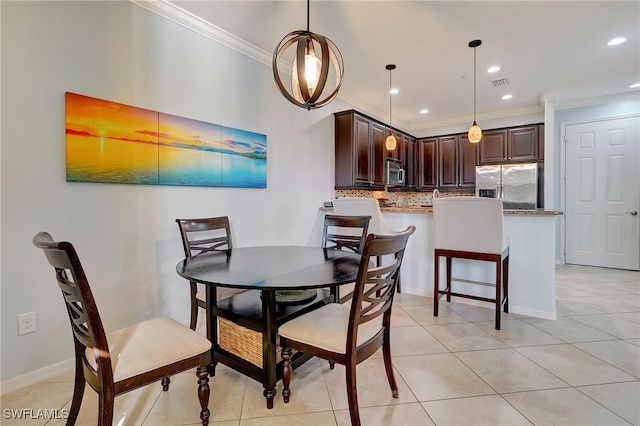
[475,162,544,209]
[385,159,405,186]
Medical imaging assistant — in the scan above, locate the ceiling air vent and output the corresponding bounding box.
[491,78,510,87]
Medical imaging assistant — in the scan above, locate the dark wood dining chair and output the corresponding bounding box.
[322,214,371,303]
[32,232,212,426]
[432,196,510,330]
[279,225,416,426]
[176,216,238,331]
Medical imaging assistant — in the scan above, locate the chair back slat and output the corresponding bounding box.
[176,216,232,257]
[322,215,371,254]
[348,226,415,345]
[32,232,114,385]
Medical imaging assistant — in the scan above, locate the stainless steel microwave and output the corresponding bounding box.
[386,160,405,186]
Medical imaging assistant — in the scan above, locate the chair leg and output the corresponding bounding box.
[196,365,210,426]
[445,257,452,302]
[161,376,170,391]
[282,347,292,403]
[495,260,502,330]
[382,327,399,398]
[98,388,114,426]
[345,361,361,426]
[189,283,199,331]
[433,253,440,317]
[67,352,85,426]
[503,256,510,313]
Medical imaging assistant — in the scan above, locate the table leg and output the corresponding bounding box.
[261,289,277,409]
[206,285,218,376]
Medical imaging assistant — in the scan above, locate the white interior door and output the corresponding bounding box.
[565,115,640,270]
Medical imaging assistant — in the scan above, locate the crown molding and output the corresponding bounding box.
[129,0,272,66]
[554,91,640,110]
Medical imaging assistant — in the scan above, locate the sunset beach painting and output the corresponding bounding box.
[65,92,267,188]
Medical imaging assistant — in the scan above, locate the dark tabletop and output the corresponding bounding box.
[176,246,362,290]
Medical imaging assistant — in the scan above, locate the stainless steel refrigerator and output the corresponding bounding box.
[475,162,543,209]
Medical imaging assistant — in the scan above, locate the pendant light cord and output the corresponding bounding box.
[389,68,393,130]
[473,45,477,122]
[306,0,310,32]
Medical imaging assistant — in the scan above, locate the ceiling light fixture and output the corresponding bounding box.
[630,83,640,89]
[468,39,482,144]
[272,0,344,110]
[385,64,397,152]
[607,37,627,46]
[488,66,501,73]
[502,94,513,100]
[420,109,429,114]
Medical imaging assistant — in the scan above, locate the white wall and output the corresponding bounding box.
[0,1,352,381]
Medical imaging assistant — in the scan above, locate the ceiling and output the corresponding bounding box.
[170,1,640,132]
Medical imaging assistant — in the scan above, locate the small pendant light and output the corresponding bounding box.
[468,39,482,143]
[385,64,397,151]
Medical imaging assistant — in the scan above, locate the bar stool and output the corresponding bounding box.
[332,197,402,293]
[432,197,509,329]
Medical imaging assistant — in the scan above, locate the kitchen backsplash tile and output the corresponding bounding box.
[333,189,474,206]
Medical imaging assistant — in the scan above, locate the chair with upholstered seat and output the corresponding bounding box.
[32,232,211,426]
[332,197,403,293]
[322,214,370,303]
[432,196,510,330]
[176,216,242,331]
[279,226,415,426]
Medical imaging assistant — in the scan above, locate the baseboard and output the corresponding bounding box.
[509,305,557,321]
[1,357,74,396]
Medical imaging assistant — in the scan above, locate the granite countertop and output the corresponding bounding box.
[321,205,563,216]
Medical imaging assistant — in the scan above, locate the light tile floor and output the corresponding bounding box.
[2,264,639,425]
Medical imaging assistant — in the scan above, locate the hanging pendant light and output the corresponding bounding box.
[468,39,483,143]
[385,64,397,151]
[272,0,344,110]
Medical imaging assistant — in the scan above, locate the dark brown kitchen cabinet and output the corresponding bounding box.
[334,110,385,188]
[437,134,478,190]
[478,129,508,164]
[538,124,545,160]
[508,125,538,162]
[438,136,458,188]
[417,138,437,190]
[458,134,478,188]
[404,137,417,188]
[478,125,542,164]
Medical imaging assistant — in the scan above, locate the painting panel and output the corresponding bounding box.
[158,113,224,187]
[220,126,267,188]
[65,92,159,184]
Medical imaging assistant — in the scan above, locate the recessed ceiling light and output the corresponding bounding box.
[389,88,399,95]
[608,37,627,46]
[488,66,501,73]
[630,83,640,89]
[502,94,513,100]
[420,109,429,114]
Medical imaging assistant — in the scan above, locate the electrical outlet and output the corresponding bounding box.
[18,312,36,335]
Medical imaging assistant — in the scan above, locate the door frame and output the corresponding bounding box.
[560,113,640,268]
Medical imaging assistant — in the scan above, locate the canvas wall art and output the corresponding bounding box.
[65,92,267,188]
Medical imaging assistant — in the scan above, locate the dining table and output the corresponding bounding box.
[176,245,362,409]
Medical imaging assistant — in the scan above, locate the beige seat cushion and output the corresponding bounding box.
[278,303,382,354]
[86,317,211,382]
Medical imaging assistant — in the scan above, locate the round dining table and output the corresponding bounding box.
[176,245,361,409]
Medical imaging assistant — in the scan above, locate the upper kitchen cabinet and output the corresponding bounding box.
[538,124,545,160]
[478,124,542,164]
[478,129,508,164]
[417,137,437,190]
[334,110,386,189]
[437,134,478,190]
[509,125,539,162]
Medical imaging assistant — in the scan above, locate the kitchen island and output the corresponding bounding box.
[317,205,562,320]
